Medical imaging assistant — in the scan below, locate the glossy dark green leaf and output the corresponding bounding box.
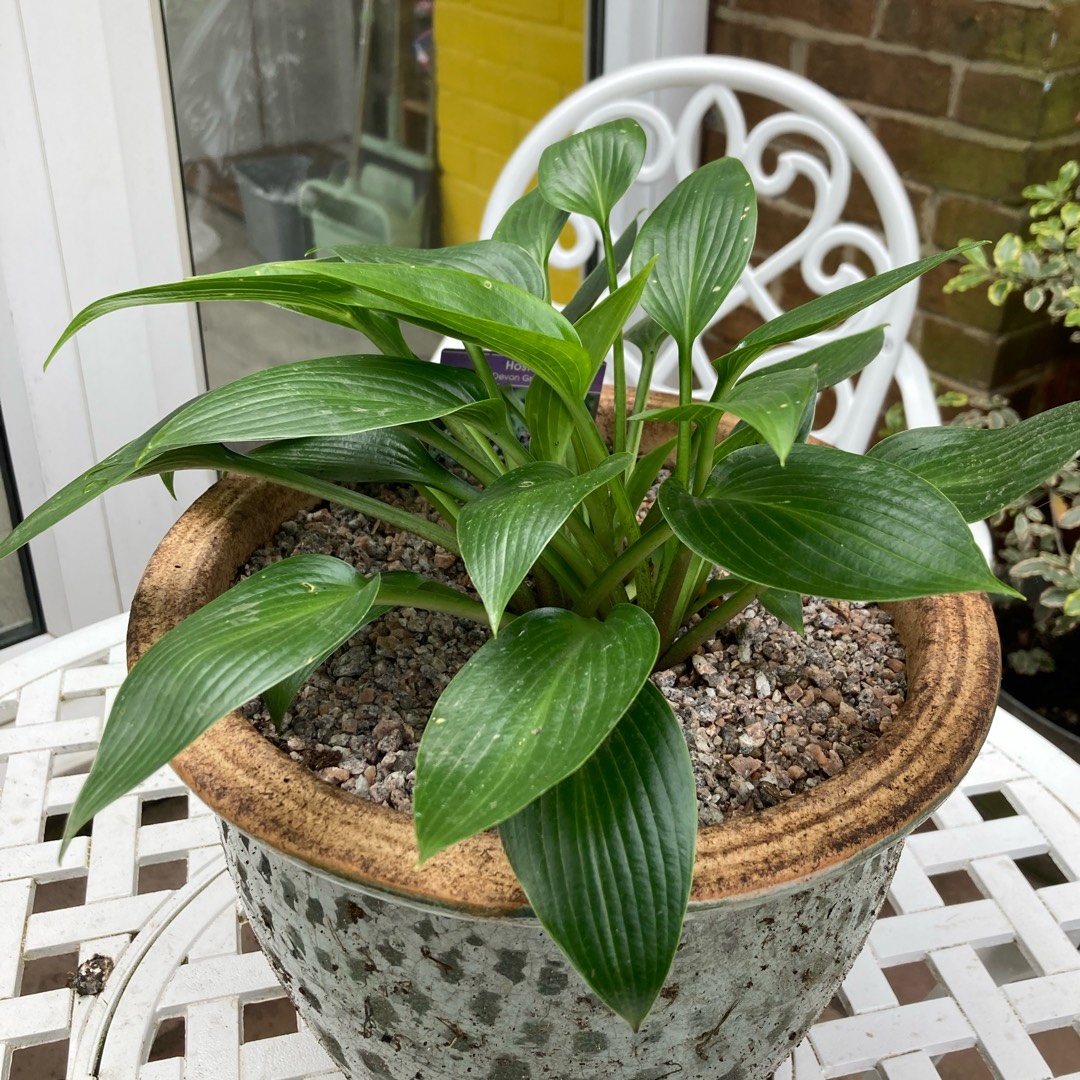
[491,188,570,283]
[62,557,381,848]
[760,588,805,635]
[626,435,678,511]
[247,428,466,494]
[632,158,757,348]
[868,400,1080,522]
[458,456,632,629]
[46,266,378,364]
[263,601,391,729]
[142,357,486,455]
[500,681,696,1030]
[625,313,669,358]
[731,326,886,393]
[630,366,818,463]
[729,247,971,371]
[524,377,575,464]
[714,366,818,464]
[0,433,245,561]
[537,119,647,224]
[574,262,654,370]
[282,262,592,400]
[658,443,1009,600]
[324,239,546,298]
[50,262,591,401]
[413,604,660,859]
[562,219,640,324]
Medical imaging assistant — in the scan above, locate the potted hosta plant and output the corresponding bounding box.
[4,120,1080,1080]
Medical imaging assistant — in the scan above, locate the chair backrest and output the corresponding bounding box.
[479,56,923,453]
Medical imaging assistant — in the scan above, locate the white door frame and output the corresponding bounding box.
[602,0,709,72]
[0,0,210,636]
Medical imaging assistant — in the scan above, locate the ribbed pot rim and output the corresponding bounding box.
[132,474,1000,916]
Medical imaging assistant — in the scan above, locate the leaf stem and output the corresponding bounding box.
[675,338,693,487]
[465,340,504,401]
[376,579,508,629]
[225,458,461,552]
[408,423,499,487]
[573,521,672,616]
[415,484,461,526]
[601,224,626,455]
[626,338,659,461]
[568,396,641,542]
[653,543,693,648]
[444,417,505,476]
[657,582,763,669]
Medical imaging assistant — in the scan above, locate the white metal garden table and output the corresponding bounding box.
[0,616,1078,1079]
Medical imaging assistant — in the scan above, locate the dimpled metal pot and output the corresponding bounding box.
[128,470,999,1080]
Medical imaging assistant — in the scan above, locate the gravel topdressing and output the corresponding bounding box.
[240,488,907,825]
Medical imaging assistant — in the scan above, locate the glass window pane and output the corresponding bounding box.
[161,0,440,388]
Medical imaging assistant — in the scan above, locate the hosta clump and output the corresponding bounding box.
[4,119,1080,1030]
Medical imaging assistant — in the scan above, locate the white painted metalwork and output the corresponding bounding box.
[480,55,938,455]
[0,618,1077,1078]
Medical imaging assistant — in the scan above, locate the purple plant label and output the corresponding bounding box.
[440,349,606,393]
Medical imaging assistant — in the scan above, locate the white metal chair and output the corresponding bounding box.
[473,55,945,455]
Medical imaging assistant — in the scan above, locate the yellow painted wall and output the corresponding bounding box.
[434,1,586,247]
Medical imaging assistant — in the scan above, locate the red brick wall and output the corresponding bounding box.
[710,0,1080,389]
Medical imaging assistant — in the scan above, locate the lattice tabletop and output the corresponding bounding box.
[0,617,1078,1080]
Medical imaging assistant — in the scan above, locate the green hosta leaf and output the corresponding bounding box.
[869,400,1080,522]
[626,435,678,510]
[730,247,976,373]
[287,262,592,400]
[263,600,392,729]
[500,681,695,1031]
[414,604,660,859]
[730,326,885,394]
[562,219,640,324]
[51,262,591,402]
[714,366,818,464]
[574,262,654,370]
[0,356,484,563]
[538,118,647,224]
[248,428,466,494]
[372,571,478,614]
[633,158,757,349]
[458,456,632,629]
[711,421,768,466]
[46,266,383,364]
[524,377,575,464]
[143,357,487,456]
[760,588,805,635]
[491,188,570,287]
[62,557,381,849]
[625,313,669,358]
[0,436,245,561]
[658,444,1010,601]
[324,240,546,298]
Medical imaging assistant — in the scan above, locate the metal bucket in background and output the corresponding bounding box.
[233,153,313,262]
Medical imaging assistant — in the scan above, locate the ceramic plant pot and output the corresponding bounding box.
[128,473,1000,1080]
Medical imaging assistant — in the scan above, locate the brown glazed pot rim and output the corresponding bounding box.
[131,474,1001,916]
